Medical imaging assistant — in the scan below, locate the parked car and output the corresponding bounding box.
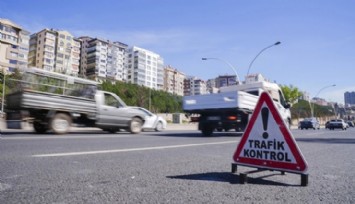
[299,118,320,130]
[325,121,330,129]
[346,121,354,127]
[327,119,348,130]
[128,107,167,131]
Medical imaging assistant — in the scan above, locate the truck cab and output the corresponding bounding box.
[220,80,291,128]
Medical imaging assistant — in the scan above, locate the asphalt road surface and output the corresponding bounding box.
[1,127,354,203]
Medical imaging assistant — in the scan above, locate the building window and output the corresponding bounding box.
[10,52,18,58]
[9,60,17,64]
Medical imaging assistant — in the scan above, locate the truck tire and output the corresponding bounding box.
[33,121,48,134]
[50,113,72,134]
[129,117,143,134]
[201,127,213,136]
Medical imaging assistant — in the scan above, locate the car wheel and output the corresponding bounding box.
[155,121,163,132]
[129,117,143,134]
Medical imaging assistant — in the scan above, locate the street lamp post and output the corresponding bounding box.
[310,84,336,117]
[149,88,151,111]
[246,41,281,77]
[201,57,240,84]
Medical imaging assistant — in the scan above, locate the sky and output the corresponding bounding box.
[1,0,354,104]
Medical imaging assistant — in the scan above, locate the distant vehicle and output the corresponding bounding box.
[299,118,320,130]
[128,107,167,131]
[346,121,354,127]
[325,121,330,129]
[183,75,291,136]
[327,119,348,130]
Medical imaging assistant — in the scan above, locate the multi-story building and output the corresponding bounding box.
[0,18,30,73]
[183,76,207,96]
[79,36,128,81]
[312,97,328,106]
[344,91,355,106]
[299,91,310,101]
[206,78,218,94]
[126,46,164,90]
[215,75,236,88]
[163,65,185,96]
[28,29,80,76]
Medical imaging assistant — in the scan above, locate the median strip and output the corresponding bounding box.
[32,140,237,157]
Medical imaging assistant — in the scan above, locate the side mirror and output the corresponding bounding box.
[284,103,291,109]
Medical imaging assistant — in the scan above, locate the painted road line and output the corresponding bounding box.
[32,140,237,157]
[1,135,132,140]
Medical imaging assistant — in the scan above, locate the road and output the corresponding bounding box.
[1,127,354,203]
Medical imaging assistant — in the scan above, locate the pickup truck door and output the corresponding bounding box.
[97,92,130,126]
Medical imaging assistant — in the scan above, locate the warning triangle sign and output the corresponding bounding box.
[233,92,308,173]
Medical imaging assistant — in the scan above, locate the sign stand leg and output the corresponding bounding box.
[231,163,309,186]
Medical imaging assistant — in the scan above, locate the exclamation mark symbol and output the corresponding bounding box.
[261,107,269,139]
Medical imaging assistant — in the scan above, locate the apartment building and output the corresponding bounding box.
[0,18,30,73]
[163,65,185,96]
[79,36,128,81]
[28,29,80,76]
[126,46,164,90]
[344,91,355,106]
[206,78,219,94]
[183,76,207,96]
[215,75,237,88]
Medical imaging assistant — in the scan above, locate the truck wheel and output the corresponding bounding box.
[201,127,213,136]
[129,117,143,134]
[33,121,48,134]
[51,113,71,134]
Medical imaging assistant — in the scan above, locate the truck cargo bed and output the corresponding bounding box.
[6,90,97,116]
[183,91,258,113]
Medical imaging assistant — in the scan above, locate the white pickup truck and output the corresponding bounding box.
[5,68,146,134]
[183,78,291,136]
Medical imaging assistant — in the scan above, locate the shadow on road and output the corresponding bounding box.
[296,138,355,144]
[167,171,300,186]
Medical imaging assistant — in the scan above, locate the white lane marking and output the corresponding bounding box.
[32,140,237,157]
[1,135,132,140]
[303,132,324,136]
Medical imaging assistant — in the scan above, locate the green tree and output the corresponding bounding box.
[100,81,183,113]
[280,84,302,105]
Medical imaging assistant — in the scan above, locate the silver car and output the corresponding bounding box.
[128,107,167,131]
